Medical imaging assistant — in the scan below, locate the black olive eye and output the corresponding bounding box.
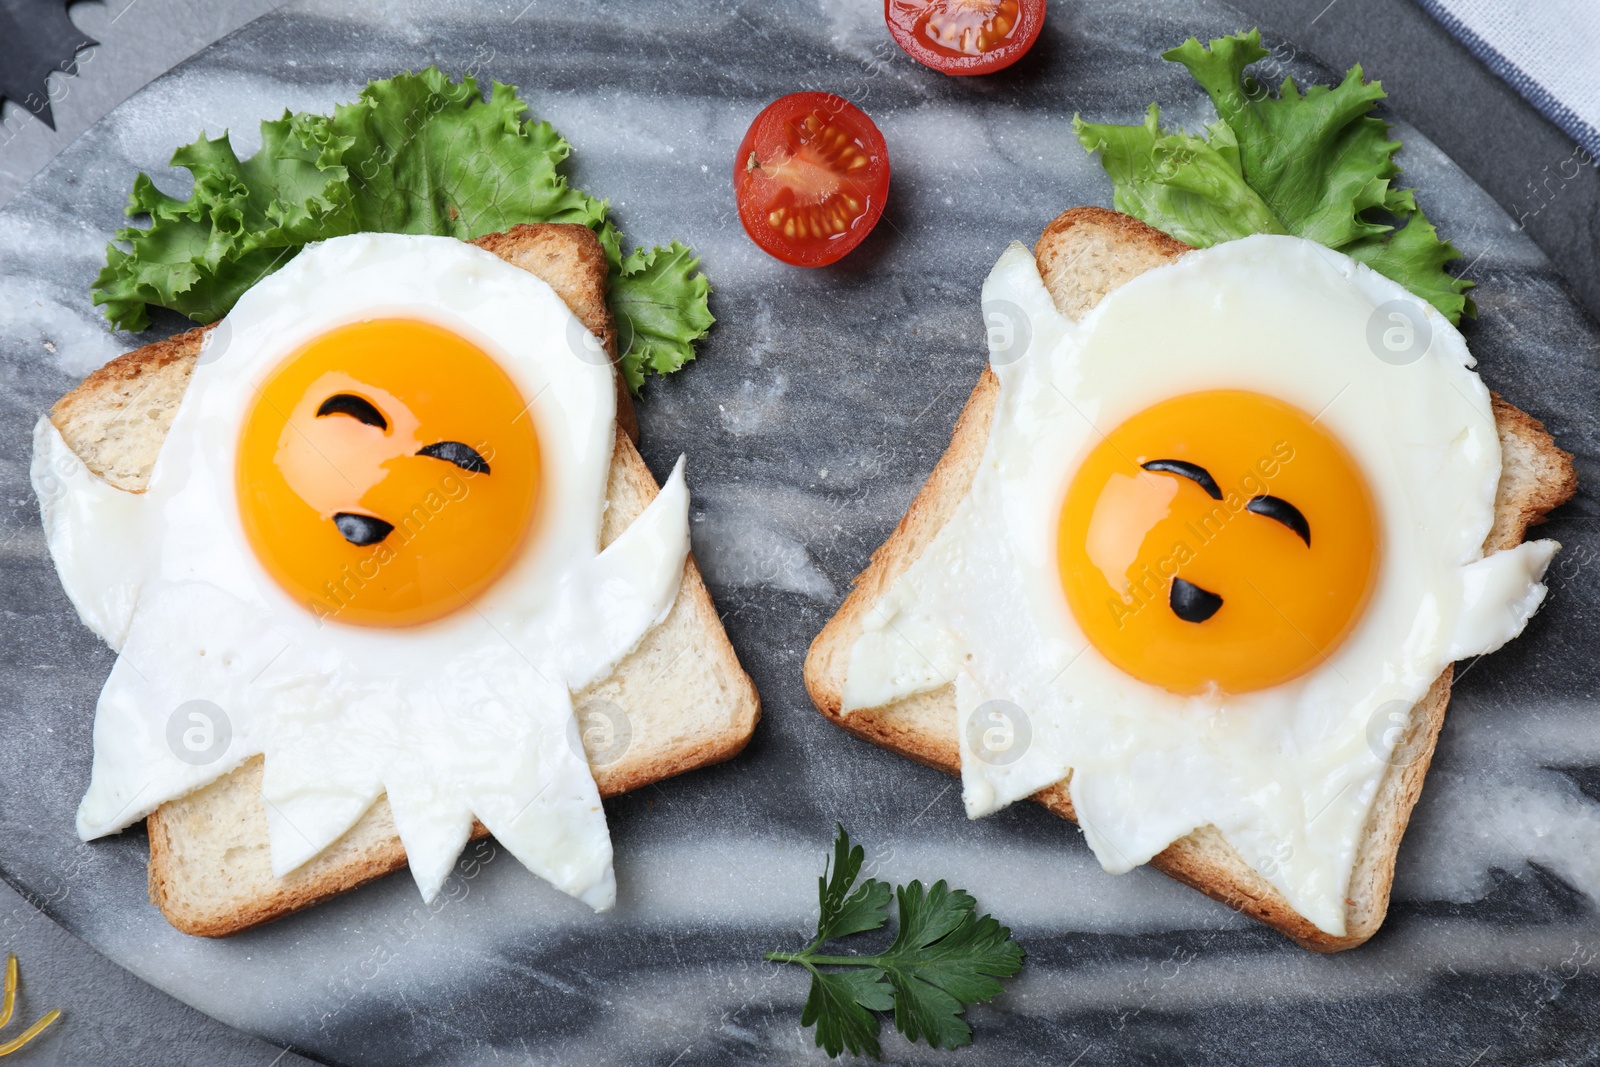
[1246,495,1311,546]
[1170,578,1223,623]
[316,393,388,429]
[334,512,394,546]
[1141,459,1223,500]
[416,441,490,474]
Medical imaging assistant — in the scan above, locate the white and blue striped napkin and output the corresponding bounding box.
[1414,0,1600,159]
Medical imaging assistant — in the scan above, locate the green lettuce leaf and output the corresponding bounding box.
[1074,29,1473,323]
[1073,104,1283,248]
[610,242,716,391]
[91,67,712,390]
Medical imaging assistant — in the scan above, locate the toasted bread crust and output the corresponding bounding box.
[56,324,210,399]
[49,325,215,491]
[53,223,756,936]
[147,755,414,937]
[470,223,639,443]
[1035,206,1193,321]
[52,225,641,491]
[146,423,758,938]
[1485,394,1578,550]
[803,207,1578,952]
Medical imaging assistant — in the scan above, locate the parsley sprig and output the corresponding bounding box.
[766,826,1024,1059]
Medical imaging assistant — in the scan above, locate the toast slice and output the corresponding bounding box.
[804,207,1577,952]
[49,224,760,937]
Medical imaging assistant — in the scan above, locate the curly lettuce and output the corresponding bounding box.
[92,67,712,390]
[1074,30,1473,323]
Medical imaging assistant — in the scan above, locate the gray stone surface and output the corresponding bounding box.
[0,1,1597,1065]
[0,0,286,200]
[0,883,313,1064]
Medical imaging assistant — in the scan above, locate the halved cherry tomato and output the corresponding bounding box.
[885,0,1046,76]
[733,93,891,268]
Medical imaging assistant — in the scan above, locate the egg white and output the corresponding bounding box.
[33,233,692,909]
[844,235,1559,935]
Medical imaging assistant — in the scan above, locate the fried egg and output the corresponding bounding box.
[843,235,1559,935]
[33,233,691,908]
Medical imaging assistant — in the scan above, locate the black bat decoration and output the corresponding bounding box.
[0,0,96,130]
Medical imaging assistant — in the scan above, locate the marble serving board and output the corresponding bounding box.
[1,0,1598,1063]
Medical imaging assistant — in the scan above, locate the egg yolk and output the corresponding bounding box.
[237,318,540,627]
[1057,390,1379,695]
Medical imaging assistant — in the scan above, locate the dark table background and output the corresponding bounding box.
[0,0,1594,1063]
